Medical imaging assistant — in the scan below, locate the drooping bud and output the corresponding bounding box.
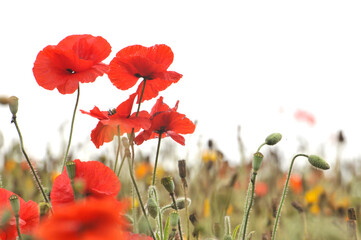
[8,96,19,116]
[147,197,158,219]
[161,176,175,194]
[171,197,191,210]
[178,159,187,179]
[308,155,330,170]
[252,152,264,172]
[39,202,51,217]
[66,160,76,181]
[9,195,20,217]
[265,133,282,146]
[169,211,179,229]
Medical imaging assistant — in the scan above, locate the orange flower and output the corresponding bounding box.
[255,181,268,197]
[289,173,303,194]
[36,198,150,240]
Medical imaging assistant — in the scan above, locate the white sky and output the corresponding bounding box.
[1,0,361,169]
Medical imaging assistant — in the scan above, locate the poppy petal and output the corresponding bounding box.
[90,122,118,148]
[167,131,185,145]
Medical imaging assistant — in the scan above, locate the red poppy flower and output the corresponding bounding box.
[135,97,195,145]
[80,93,151,148]
[50,160,121,210]
[33,34,111,94]
[0,188,39,240]
[255,181,269,197]
[294,109,316,126]
[108,44,182,103]
[35,198,135,240]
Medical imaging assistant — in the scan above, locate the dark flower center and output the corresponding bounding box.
[134,73,153,80]
[155,126,166,134]
[108,108,116,116]
[66,68,76,74]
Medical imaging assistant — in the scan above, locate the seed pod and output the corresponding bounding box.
[169,211,179,229]
[66,160,76,181]
[8,96,18,116]
[9,195,20,216]
[161,176,175,194]
[252,152,264,172]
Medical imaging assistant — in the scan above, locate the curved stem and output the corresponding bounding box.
[127,155,156,239]
[12,117,52,208]
[257,142,266,153]
[152,134,162,186]
[61,85,80,172]
[241,171,257,240]
[114,126,121,173]
[271,154,308,240]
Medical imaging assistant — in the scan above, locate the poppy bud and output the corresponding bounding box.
[169,211,179,229]
[66,160,76,181]
[8,96,18,116]
[171,197,191,210]
[147,198,158,219]
[308,155,330,170]
[9,195,20,217]
[161,176,175,194]
[265,133,282,146]
[252,152,264,172]
[178,159,187,179]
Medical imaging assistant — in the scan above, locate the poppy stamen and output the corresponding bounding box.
[66,69,76,74]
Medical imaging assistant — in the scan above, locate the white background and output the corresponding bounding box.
[1,0,361,170]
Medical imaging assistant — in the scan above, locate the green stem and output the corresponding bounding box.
[256,142,266,153]
[136,79,147,116]
[117,154,127,177]
[170,193,184,240]
[61,85,80,172]
[150,187,163,240]
[271,154,308,240]
[114,126,121,173]
[15,215,22,240]
[12,116,52,208]
[241,171,257,240]
[182,182,190,240]
[152,134,162,186]
[127,155,156,239]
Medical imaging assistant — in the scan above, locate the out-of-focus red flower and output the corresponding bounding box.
[33,34,111,94]
[0,188,39,240]
[81,93,150,148]
[255,181,269,197]
[294,109,316,126]
[35,197,147,240]
[290,173,303,194]
[134,97,195,146]
[108,44,182,103]
[50,160,121,210]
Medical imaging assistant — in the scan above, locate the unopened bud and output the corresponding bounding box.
[8,96,18,116]
[9,195,20,216]
[252,152,264,172]
[308,155,330,170]
[66,160,76,181]
[265,133,282,146]
[147,198,158,219]
[171,197,191,210]
[169,211,179,229]
[161,176,175,194]
[178,160,187,179]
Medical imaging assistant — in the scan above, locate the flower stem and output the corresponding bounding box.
[182,182,190,240]
[150,187,163,240]
[152,134,162,186]
[61,85,80,172]
[117,154,127,177]
[12,116,52,208]
[241,171,257,240]
[271,154,308,240]
[15,215,22,240]
[114,126,121,173]
[126,155,156,239]
[136,79,147,116]
[170,193,184,240]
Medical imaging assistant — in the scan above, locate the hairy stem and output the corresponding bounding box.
[152,134,162,186]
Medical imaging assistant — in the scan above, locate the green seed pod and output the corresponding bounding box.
[308,155,330,170]
[169,211,179,229]
[161,176,175,194]
[147,197,158,219]
[265,133,282,145]
[8,96,18,116]
[66,160,76,181]
[252,152,264,172]
[171,197,191,210]
[9,195,20,216]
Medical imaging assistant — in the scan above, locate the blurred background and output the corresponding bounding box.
[1,0,361,172]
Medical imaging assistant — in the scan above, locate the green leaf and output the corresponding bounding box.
[163,215,170,240]
[232,224,241,240]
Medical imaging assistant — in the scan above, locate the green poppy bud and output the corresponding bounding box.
[161,176,175,194]
[171,197,191,210]
[39,202,51,217]
[169,211,179,229]
[8,96,18,116]
[9,195,20,217]
[66,160,76,181]
[265,133,282,146]
[147,198,158,219]
[252,152,264,172]
[308,155,330,170]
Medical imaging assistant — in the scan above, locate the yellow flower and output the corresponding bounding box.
[203,198,210,217]
[202,150,217,163]
[4,159,16,172]
[305,185,324,204]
